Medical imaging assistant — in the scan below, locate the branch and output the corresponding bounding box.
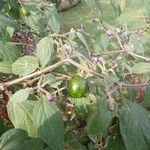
[67,58,104,78]
[0,59,67,91]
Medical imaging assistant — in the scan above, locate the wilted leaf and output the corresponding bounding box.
[12,56,39,76]
[131,62,150,74]
[119,102,150,150]
[36,36,54,68]
[33,97,64,150]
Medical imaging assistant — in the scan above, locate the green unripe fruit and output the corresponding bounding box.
[67,75,88,98]
[19,6,28,17]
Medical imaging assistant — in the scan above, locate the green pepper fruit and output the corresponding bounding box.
[67,75,88,98]
[19,6,28,17]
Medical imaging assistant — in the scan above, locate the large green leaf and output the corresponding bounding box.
[84,0,99,8]
[143,86,150,107]
[116,2,146,29]
[87,97,112,135]
[45,6,60,33]
[36,36,54,68]
[9,89,30,102]
[129,34,144,54]
[0,129,29,150]
[33,97,64,150]
[68,94,96,118]
[65,132,87,150]
[0,14,20,30]
[0,61,12,74]
[87,109,112,135]
[21,138,43,150]
[0,42,21,62]
[76,32,90,51]
[106,125,126,150]
[0,129,43,150]
[104,75,119,87]
[145,0,150,17]
[131,62,150,74]
[119,102,150,150]
[7,92,38,137]
[12,56,39,76]
[23,11,46,33]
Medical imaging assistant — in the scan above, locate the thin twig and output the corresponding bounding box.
[127,52,150,61]
[67,58,104,78]
[92,50,124,57]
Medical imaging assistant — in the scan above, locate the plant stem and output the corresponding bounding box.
[67,58,104,78]
[0,59,67,91]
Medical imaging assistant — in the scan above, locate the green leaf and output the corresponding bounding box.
[51,0,61,7]
[21,138,43,150]
[143,86,150,107]
[68,94,96,118]
[104,75,119,87]
[0,119,12,136]
[116,4,145,29]
[145,0,150,17]
[76,32,90,51]
[0,129,29,150]
[36,37,54,68]
[0,14,20,30]
[0,1,4,12]
[33,97,64,150]
[87,108,112,135]
[7,99,38,137]
[65,132,87,150]
[106,125,126,150]
[12,56,39,76]
[46,6,60,33]
[100,33,110,51]
[131,62,150,74]
[84,0,98,8]
[0,129,43,150]
[119,102,150,150]
[9,89,30,102]
[23,11,46,33]
[87,98,112,135]
[129,34,144,54]
[0,42,21,62]
[0,61,12,74]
